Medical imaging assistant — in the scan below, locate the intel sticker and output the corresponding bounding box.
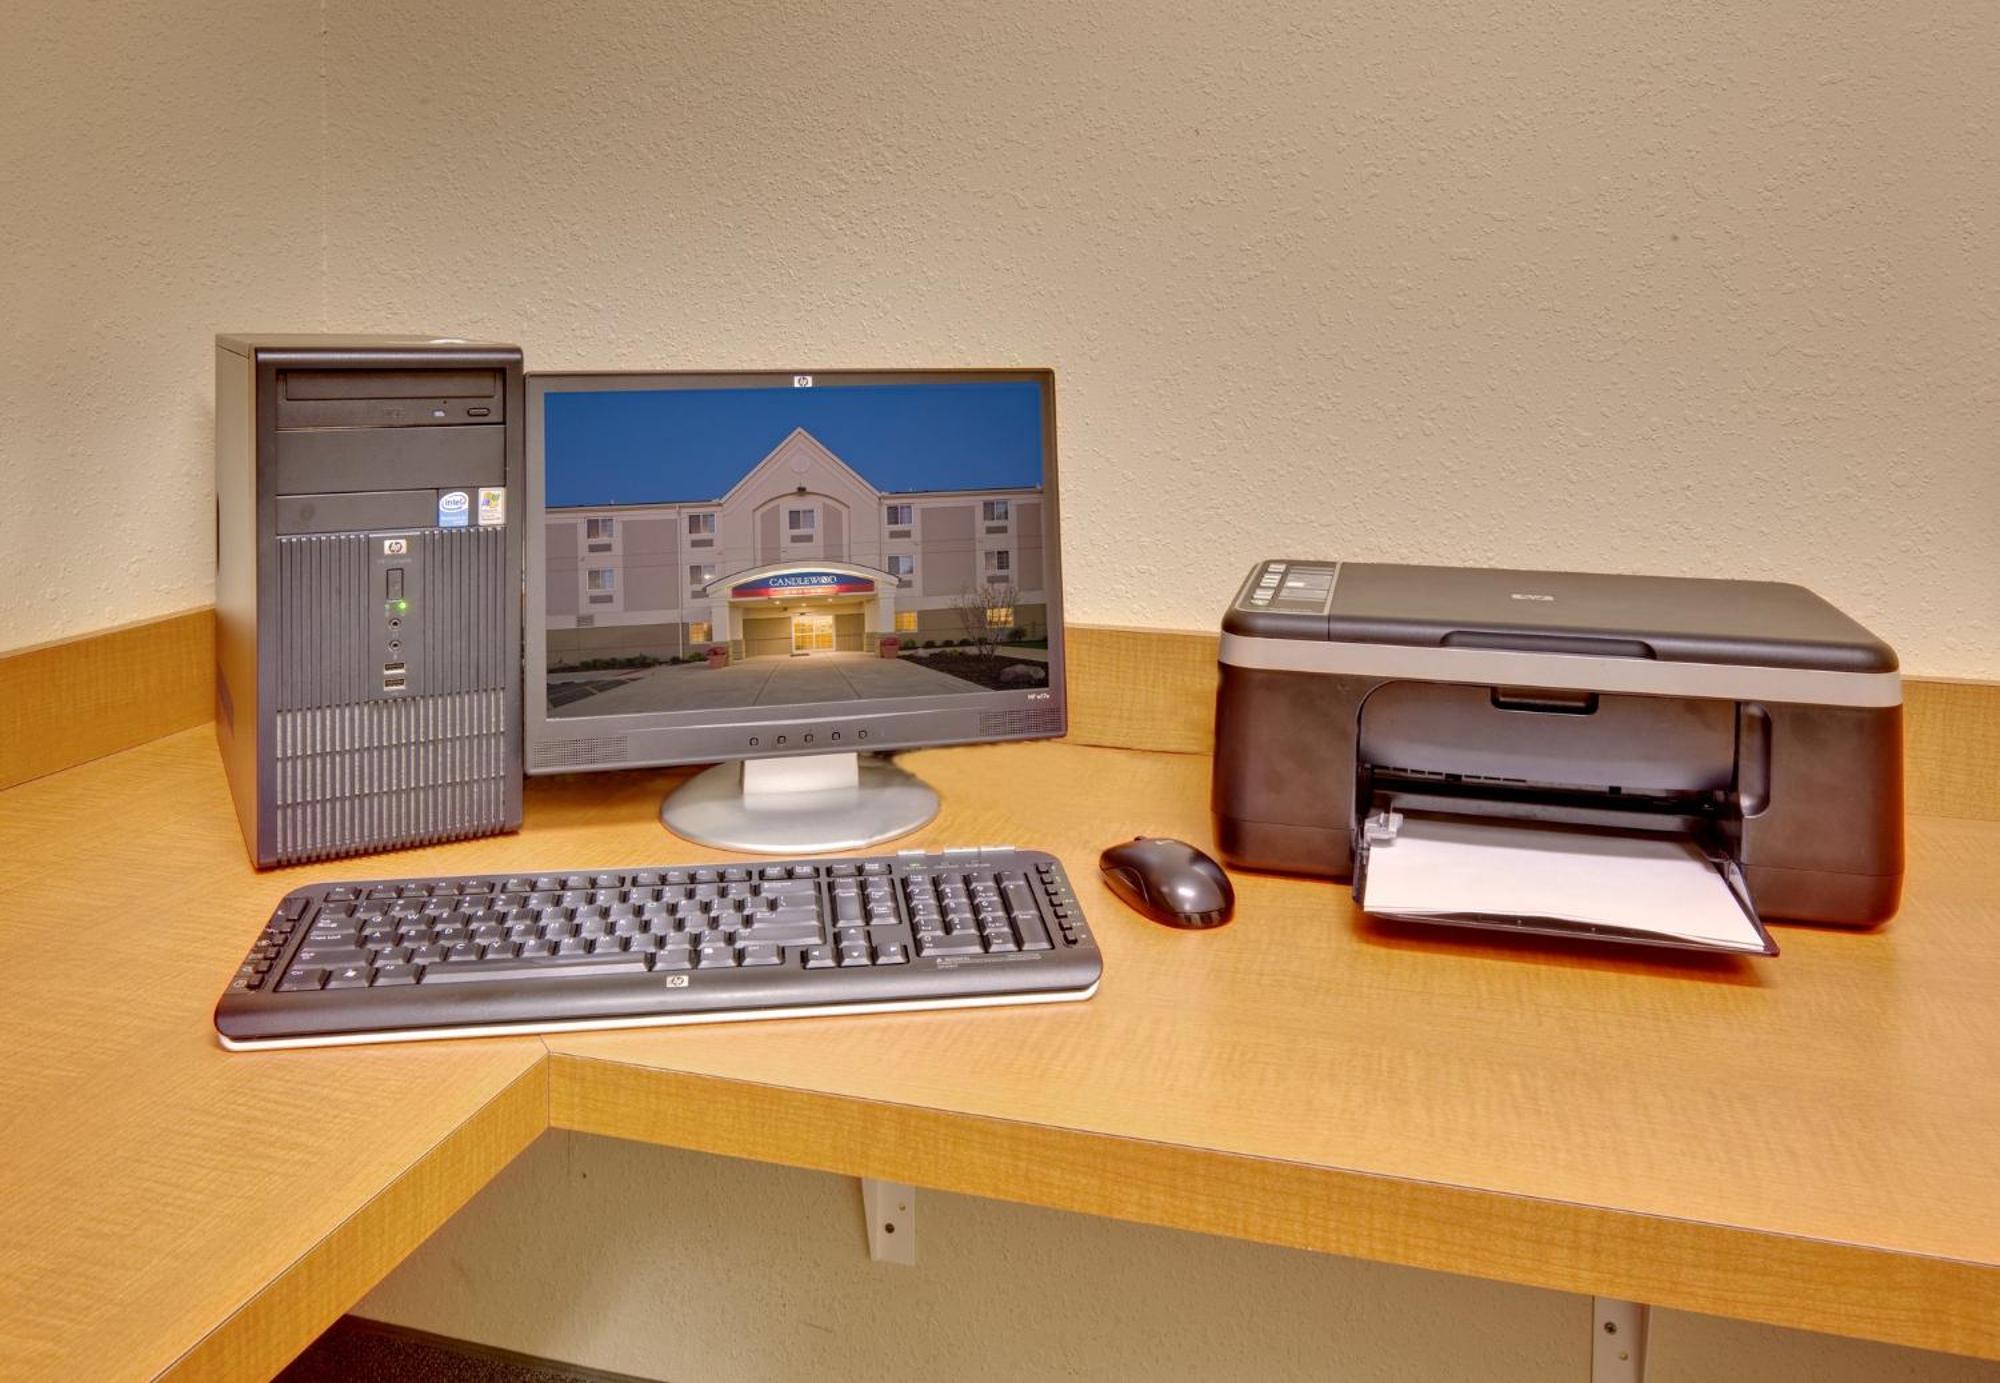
[477,486,506,526]
[437,490,471,528]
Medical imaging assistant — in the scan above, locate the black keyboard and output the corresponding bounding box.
[215,848,1101,1049]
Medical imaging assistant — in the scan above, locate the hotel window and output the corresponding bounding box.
[686,513,715,535]
[985,550,1011,573]
[985,606,1014,628]
[586,568,615,591]
[888,555,914,578]
[586,518,615,540]
[895,611,918,633]
[787,508,816,533]
[982,500,1009,522]
[689,563,716,588]
[885,504,913,527]
[689,621,712,643]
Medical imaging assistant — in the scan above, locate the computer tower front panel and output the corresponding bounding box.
[215,335,524,867]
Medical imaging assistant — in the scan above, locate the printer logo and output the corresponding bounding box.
[1510,592,1556,602]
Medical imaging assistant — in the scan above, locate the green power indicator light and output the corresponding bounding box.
[388,600,409,613]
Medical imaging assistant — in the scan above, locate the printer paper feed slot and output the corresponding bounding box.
[1357,812,1777,955]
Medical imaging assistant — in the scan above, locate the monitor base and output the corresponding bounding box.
[659,752,940,854]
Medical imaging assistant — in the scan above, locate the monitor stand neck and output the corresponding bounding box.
[659,752,940,855]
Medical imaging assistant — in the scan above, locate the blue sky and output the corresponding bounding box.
[545,379,1046,508]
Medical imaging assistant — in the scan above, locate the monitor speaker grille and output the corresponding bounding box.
[530,736,634,770]
[979,705,1062,739]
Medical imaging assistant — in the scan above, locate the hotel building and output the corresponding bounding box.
[546,427,1048,665]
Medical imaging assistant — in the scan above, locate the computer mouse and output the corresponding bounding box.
[1098,837,1235,929]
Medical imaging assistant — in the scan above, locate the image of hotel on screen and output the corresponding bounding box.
[542,378,1052,718]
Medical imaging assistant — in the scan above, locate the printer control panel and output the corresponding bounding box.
[1237,560,1340,616]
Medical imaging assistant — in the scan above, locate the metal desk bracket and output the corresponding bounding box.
[1592,1298,1650,1383]
[861,1179,917,1265]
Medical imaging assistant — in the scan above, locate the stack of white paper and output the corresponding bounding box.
[1360,813,1773,954]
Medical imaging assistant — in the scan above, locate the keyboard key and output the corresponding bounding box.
[740,942,782,967]
[874,941,908,965]
[802,945,837,969]
[742,920,823,945]
[838,941,871,967]
[697,942,737,968]
[278,967,328,991]
[916,933,984,957]
[326,966,372,989]
[293,946,368,968]
[422,957,650,984]
[374,964,419,986]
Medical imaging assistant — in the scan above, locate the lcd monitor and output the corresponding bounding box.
[525,369,1065,851]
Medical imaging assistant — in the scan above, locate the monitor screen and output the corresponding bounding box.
[525,370,1065,774]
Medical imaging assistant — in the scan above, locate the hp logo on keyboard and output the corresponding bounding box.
[664,975,690,988]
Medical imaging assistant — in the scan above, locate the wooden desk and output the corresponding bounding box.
[3,727,1998,1380]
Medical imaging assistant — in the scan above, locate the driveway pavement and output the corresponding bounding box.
[549,653,981,716]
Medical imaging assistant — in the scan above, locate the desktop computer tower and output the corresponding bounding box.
[214,334,525,867]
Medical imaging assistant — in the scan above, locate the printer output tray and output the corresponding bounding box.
[1354,811,1779,956]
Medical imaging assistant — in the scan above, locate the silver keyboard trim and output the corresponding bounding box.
[215,979,1100,1052]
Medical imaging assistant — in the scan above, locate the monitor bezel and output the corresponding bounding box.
[524,367,1067,775]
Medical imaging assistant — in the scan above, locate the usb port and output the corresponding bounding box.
[382,676,407,691]
[382,661,406,674]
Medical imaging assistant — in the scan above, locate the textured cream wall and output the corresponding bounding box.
[0,1,321,650]
[5,1,1996,672]
[359,1132,2000,1383]
[317,0,1998,676]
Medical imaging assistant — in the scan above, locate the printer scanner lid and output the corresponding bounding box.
[1226,562,1896,672]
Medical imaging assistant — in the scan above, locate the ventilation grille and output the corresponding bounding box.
[530,735,633,770]
[273,690,509,861]
[276,533,372,709]
[416,525,508,696]
[979,705,1063,739]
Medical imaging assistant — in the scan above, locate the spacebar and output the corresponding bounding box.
[421,958,652,984]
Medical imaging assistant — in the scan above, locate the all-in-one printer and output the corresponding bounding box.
[1213,562,1904,950]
